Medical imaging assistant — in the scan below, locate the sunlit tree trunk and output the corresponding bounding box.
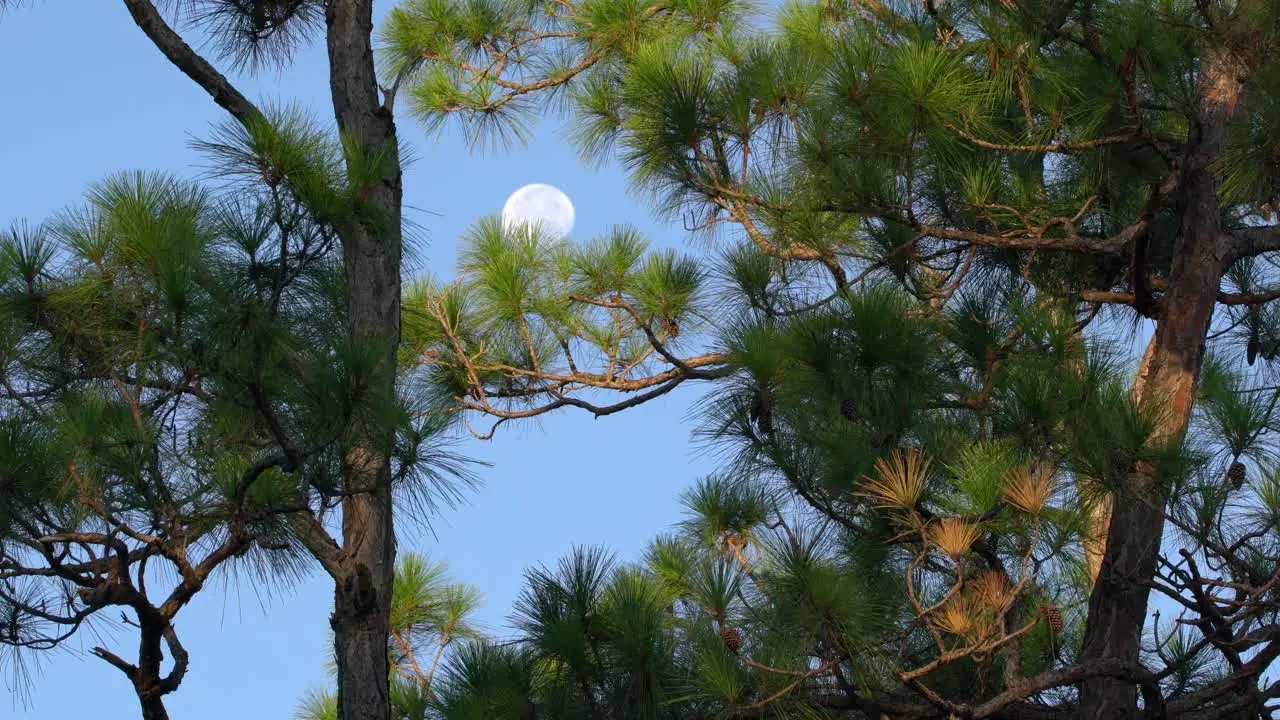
[324,2,404,718]
[1078,33,1249,720]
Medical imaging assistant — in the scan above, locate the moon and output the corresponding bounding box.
[501,183,575,240]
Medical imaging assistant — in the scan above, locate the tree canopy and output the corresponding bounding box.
[0,1,441,717]
[382,0,1280,718]
[5,0,1280,718]
[0,75,468,720]
[376,277,1280,719]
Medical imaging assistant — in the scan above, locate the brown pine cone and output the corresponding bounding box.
[720,626,742,654]
[1227,461,1247,490]
[1041,603,1064,636]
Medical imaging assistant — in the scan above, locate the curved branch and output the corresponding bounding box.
[156,624,189,694]
[121,0,261,123]
[970,658,1163,719]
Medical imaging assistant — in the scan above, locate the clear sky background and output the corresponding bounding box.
[0,3,718,717]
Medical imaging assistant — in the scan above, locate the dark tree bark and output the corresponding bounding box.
[1078,29,1252,720]
[91,610,188,720]
[134,624,169,720]
[137,697,168,720]
[324,2,403,719]
[123,1,406,718]
[122,0,258,122]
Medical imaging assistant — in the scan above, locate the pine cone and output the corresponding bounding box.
[840,398,856,421]
[720,626,742,654]
[1041,603,1064,636]
[1109,448,1132,477]
[1248,332,1260,366]
[1227,461,1247,490]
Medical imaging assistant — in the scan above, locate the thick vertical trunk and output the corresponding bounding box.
[123,1,404,718]
[1077,37,1246,720]
[324,2,404,720]
[1081,492,1112,585]
[136,693,169,720]
[133,619,171,720]
[333,527,394,720]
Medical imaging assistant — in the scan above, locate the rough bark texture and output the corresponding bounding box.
[1081,492,1112,586]
[1077,34,1247,720]
[124,1,406,717]
[324,2,404,720]
[137,691,169,720]
[102,618,176,720]
[83,559,190,720]
[135,626,167,720]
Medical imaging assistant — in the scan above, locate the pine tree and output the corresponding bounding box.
[123,4,407,719]
[0,3,476,716]
[381,301,1280,718]
[382,1,1280,718]
[0,113,474,718]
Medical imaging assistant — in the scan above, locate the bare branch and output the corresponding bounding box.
[1226,225,1280,262]
[287,513,343,578]
[121,0,261,123]
[91,645,138,679]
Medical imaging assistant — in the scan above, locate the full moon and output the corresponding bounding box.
[501,183,575,239]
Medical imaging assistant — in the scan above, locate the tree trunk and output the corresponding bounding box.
[133,619,171,720]
[122,2,405,718]
[1081,491,1112,586]
[323,2,404,719]
[1077,35,1247,720]
[333,542,394,720]
[136,692,169,720]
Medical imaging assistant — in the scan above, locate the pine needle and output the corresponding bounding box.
[861,449,931,510]
[1002,465,1056,515]
[928,518,981,560]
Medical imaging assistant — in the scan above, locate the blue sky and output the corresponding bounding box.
[0,3,717,717]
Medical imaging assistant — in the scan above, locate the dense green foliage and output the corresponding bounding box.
[383,277,1280,718]
[2,1,443,719]
[5,0,1280,717]
[0,111,471,705]
[378,0,1280,718]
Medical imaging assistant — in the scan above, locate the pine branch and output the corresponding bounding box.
[91,645,138,678]
[942,120,1147,155]
[1226,225,1280,262]
[122,0,261,123]
[1217,287,1280,305]
[288,513,343,578]
[913,171,1177,254]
